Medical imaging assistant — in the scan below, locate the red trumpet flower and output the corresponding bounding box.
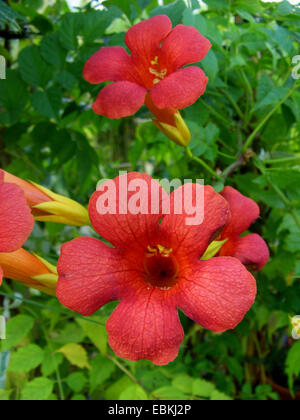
[219,187,270,270]
[83,15,211,120]
[57,173,256,365]
[0,171,34,285]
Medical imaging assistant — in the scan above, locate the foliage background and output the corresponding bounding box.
[0,0,300,401]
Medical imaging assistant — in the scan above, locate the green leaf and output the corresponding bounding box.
[19,45,53,88]
[77,317,108,356]
[192,379,215,398]
[8,344,43,373]
[172,374,194,394]
[201,50,219,82]
[41,349,64,377]
[153,386,188,400]
[0,69,29,124]
[150,0,186,26]
[32,86,62,120]
[40,33,67,68]
[66,372,87,393]
[255,87,289,111]
[105,376,134,400]
[59,13,82,50]
[89,354,116,391]
[0,389,12,401]
[20,378,54,401]
[0,315,34,351]
[82,8,122,42]
[119,385,148,401]
[56,343,90,369]
[210,390,233,401]
[285,341,300,391]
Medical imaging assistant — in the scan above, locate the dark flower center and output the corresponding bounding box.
[144,245,178,290]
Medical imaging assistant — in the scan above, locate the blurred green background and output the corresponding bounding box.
[0,0,300,401]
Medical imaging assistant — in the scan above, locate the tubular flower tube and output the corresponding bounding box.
[0,171,34,285]
[57,173,257,366]
[0,249,58,296]
[1,170,90,227]
[218,186,270,271]
[83,15,211,146]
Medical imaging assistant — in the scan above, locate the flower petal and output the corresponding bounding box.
[0,183,34,253]
[83,46,139,84]
[92,81,147,119]
[125,15,172,61]
[221,186,260,237]
[159,184,230,262]
[57,237,141,316]
[151,66,208,110]
[177,257,257,332]
[161,24,211,72]
[89,172,168,251]
[107,286,184,365]
[219,234,270,271]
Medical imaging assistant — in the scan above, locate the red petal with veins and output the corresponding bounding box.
[177,257,257,332]
[89,172,168,251]
[0,182,34,253]
[159,184,230,263]
[221,186,260,237]
[106,286,184,365]
[83,46,139,85]
[219,234,270,271]
[57,237,143,316]
[161,24,211,72]
[151,66,208,110]
[125,15,172,62]
[92,81,147,119]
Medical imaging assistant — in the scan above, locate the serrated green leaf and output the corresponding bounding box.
[0,315,34,351]
[8,344,43,373]
[20,378,54,401]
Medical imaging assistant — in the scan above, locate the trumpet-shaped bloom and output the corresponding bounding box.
[0,171,34,285]
[83,15,211,119]
[1,170,90,227]
[219,187,270,270]
[57,173,257,365]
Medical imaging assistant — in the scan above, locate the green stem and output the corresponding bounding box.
[199,99,230,127]
[106,353,153,396]
[242,86,298,153]
[186,147,221,179]
[220,88,245,120]
[264,155,300,165]
[41,324,65,401]
[254,161,300,230]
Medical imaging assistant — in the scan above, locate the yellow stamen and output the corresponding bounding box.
[146,245,173,258]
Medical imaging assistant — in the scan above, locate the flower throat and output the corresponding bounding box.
[144,245,178,290]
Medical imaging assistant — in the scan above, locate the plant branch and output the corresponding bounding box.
[186,147,222,179]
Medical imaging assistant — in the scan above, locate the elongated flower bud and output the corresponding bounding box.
[1,170,90,227]
[0,249,57,296]
[145,93,191,147]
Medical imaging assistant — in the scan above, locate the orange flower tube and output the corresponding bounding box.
[1,170,90,227]
[0,249,58,296]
